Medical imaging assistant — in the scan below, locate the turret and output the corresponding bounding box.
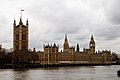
[26,18,28,25]
[0,44,2,50]
[13,19,16,51]
[19,17,23,25]
[13,19,16,26]
[33,48,36,53]
[76,44,79,52]
[64,34,68,41]
[26,19,29,50]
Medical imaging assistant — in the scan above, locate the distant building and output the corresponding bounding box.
[40,43,59,65]
[13,17,29,51]
[38,34,112,65]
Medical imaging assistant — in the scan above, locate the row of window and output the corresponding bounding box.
[15,45,27,50]
[15,35,26,40]
[43,59,59,61]
[45,50,58,53]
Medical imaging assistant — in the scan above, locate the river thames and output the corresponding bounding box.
[0,65,120,80]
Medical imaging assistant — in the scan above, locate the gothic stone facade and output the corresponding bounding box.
[39,44,59,65]
[13,18,28,51]
[39,35,112,65]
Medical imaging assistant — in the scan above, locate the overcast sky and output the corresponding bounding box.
[0,0,120,53]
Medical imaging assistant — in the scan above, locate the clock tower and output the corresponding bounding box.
[89,35,95,54]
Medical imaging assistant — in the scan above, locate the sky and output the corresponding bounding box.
[0,0,120,53]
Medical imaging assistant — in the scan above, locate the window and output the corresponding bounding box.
[16,35,19,40]
[52,50,54,52]
[22,35,26,40]
[22,45,26,50]
[16,45,19,50]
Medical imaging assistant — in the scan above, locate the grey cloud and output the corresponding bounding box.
[1,0,120,52]
[0,16,9,27]
[96,25,120,40]
[27,0,94,33]
[26,0,103,50]
[104,0,120,24]
[20,0,120,52]
[0,16,12,45]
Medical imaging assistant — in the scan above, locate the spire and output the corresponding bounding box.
[63,34,69,52]
[14,19,16,25]
[53,43,56,46]
[0,44,2,50]
[65,34,68,42]
[19,16,23,25]
[90,34,95,43]
[26,18,28,25]
[76,44,79,52]
[33,48,36,53]
[91,34,94,41]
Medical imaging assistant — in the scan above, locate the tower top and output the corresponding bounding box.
[91,34,94,41]
[90,34,95,44]
[19,17,23,25]
[65,34,68,42]
[14,18,16,25]
[26,18,28,25]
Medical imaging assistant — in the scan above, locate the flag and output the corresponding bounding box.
[21,9,24,11]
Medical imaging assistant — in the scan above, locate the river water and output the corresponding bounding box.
[0,65,120,80]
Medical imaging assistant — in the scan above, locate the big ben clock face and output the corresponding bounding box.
[90,44,92,46]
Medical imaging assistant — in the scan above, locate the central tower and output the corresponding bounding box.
[13,17,29,51]
[63,34,69,52]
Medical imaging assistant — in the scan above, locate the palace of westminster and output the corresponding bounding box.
[0,17,112,65]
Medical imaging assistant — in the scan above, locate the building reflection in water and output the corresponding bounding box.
[0,66,120,80]
[13,69,29,80]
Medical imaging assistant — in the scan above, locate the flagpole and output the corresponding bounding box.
[21,9,24,19]
[20,9,22,18]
